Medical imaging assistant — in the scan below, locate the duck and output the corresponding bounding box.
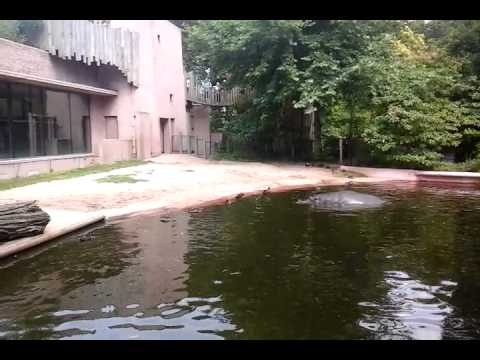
[235,193,245,200]
[79,234,95,242]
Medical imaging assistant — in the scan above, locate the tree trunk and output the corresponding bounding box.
[313,108,324,158]
[349,103,354,165]
[317,109,323,152]
[254,116,260,154]
[0,201,50,242]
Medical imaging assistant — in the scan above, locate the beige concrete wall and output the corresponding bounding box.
[88,20,189,160]
[0,38,100,88]
[189,105,210,141]
[0,154,98,179]
[100,140,133,163]
[110,20,189,157]
[136,112,153,159]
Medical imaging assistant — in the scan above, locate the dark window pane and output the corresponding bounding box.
[1,81,91,159]
[0,121,10,159]
[82,116,91,153]
[29,115,57,157]
[70,93,90,153]
[11,83,33,158]
[12,120,30,158]
[45,90,70,155]
[0,82,8,118]
[11,84,29,120]
[31,86,44,115]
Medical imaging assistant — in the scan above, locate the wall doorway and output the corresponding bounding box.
[160,118,168,153]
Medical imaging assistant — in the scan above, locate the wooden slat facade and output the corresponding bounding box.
[43,20,140,87]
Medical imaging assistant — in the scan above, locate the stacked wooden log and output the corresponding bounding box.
[0,201,50,242]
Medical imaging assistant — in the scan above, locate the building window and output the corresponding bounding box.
[45,90,70,155]
[105,116,119,139]
[0,119,9,159]
[169,93,173,102]
[0,82,11,159]
[157,34,161,43]
[70,93,91,153]
[0,79,91,160]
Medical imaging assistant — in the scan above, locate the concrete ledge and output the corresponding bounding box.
[0,154,99,179]
[0,153,97,165]
[341,165,480,184]
[339,165,418,181]
[0,68,118,96]
[0,209,105,259]
[416,171,480,184]
[417,171,480,178]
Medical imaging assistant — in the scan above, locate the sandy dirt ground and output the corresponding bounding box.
[0,155,400,219]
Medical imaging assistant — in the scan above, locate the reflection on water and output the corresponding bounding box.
[44,295,235,340]
[359,271,456,340]
[0,213,238,340]
[1,181,480,339]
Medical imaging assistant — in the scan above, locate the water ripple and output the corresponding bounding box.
[358,271,456,340]
[0,296,236,340]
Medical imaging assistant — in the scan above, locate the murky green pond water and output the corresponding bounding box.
[1,182,480,340]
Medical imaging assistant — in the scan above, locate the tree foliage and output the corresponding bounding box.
[0,20,24,43]
[356,28,476,167]
[185,20,480,168]
[0,20,44,45]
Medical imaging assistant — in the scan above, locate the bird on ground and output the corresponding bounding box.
[235,193,245,200]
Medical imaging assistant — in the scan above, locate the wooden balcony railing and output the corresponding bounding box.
[185,72,252,106]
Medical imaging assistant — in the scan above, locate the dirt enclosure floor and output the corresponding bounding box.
[0,154,409,219]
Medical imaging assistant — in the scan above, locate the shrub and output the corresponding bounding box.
[433,157,480,172]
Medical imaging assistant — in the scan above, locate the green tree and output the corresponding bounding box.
[186,20,307,157]
[186,21,480,168]
[0,20,24,42]
[0,20,44,45]
[358,28,474,168]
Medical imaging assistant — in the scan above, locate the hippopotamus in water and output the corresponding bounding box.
[298,190,385,210]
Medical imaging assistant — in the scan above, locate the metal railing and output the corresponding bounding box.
[185,71,253,106]
[171,134,220,159]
